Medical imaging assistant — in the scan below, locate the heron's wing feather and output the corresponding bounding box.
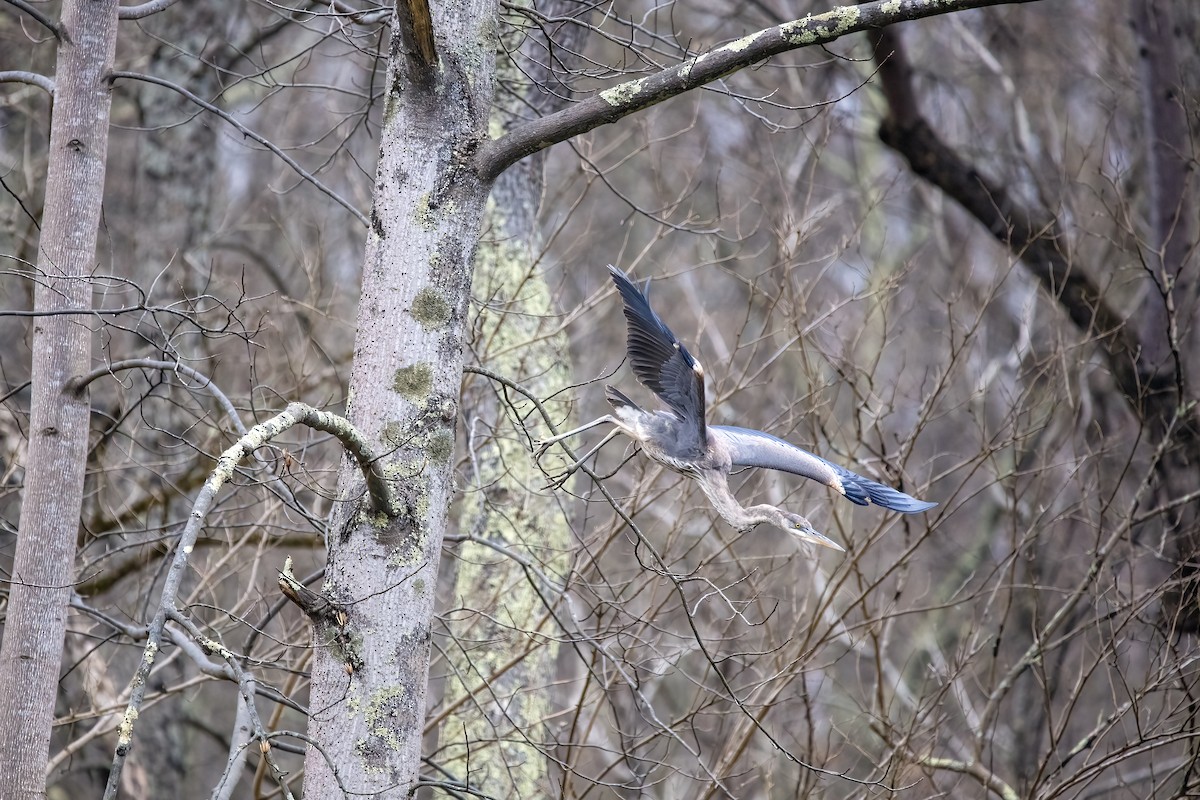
[711,426,936,513]
[608,266,706,444]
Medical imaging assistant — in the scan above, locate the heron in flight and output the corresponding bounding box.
[534,266,936,551]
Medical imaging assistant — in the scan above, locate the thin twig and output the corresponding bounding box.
[108,71,369,228]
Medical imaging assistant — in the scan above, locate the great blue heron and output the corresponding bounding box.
[534,266,936,551]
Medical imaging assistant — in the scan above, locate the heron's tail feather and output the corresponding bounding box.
[604,385,641,413]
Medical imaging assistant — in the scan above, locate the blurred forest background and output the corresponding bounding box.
[2,0,1199,797]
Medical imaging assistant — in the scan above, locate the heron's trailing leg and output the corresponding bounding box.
[532,414,619,461]
[541,427,624,488]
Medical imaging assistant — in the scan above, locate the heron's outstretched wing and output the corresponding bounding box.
[710,426,936,513]
[608,265,706,444]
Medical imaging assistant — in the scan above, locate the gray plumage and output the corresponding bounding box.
[534,266,936,551]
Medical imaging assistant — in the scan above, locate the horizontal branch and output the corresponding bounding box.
[474,0,1037,181]
[0,70,55,95]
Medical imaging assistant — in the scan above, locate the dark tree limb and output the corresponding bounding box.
[474,0,1041,182]
[870,22,1200,629]
[1130,0,1195,376]
[3,0,68,41]
[869,26,1151,415]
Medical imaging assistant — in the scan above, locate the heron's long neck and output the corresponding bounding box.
[695,474,775,530]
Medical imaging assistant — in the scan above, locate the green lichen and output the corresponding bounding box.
[599,77,647,107]
[782,6,860,45]
[723,30,764,52]
[414,193,435,230]
[426,430,454,463]
[117,705,139,745]
[881,0,901,11]
[413,578,425,596]
[359,508,391,529]
[381,421,406,448]
[365,686,406,743]
[383,459,422,480]
[412,287,451,329]
[393,363,432,401]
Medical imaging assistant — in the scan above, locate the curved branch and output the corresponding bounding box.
[103,402,396,796]
[108,71,369,228]
[288,403,397,516]
[117,0,182,19]
[0,70,55,95]
[70,358,246,434]
[2,0,67,41]
[474,0,1038,182]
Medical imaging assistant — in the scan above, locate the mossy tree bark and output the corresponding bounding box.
[299,1,502,795]
[436,4,589,792]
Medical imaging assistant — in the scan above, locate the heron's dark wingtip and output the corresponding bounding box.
[886,498,938,514]
[842,475,936,514]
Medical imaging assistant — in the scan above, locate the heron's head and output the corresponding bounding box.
[780,511,844,552]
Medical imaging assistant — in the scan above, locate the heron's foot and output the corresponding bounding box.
[541,462,583,490]
[531,439,549,460]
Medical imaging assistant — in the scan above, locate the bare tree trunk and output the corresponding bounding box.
[300,1,501,795]
[0,0,118,795]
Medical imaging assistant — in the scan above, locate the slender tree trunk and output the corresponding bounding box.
[300,1,501,795]
[0,0,119,795]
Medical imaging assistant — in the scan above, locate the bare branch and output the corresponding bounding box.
[69,358,246,435]
[919,756,1020,800]
[474,0,1039,181]
[0,71,55,95]
[117,0,182,20]
[166,610,297,800]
